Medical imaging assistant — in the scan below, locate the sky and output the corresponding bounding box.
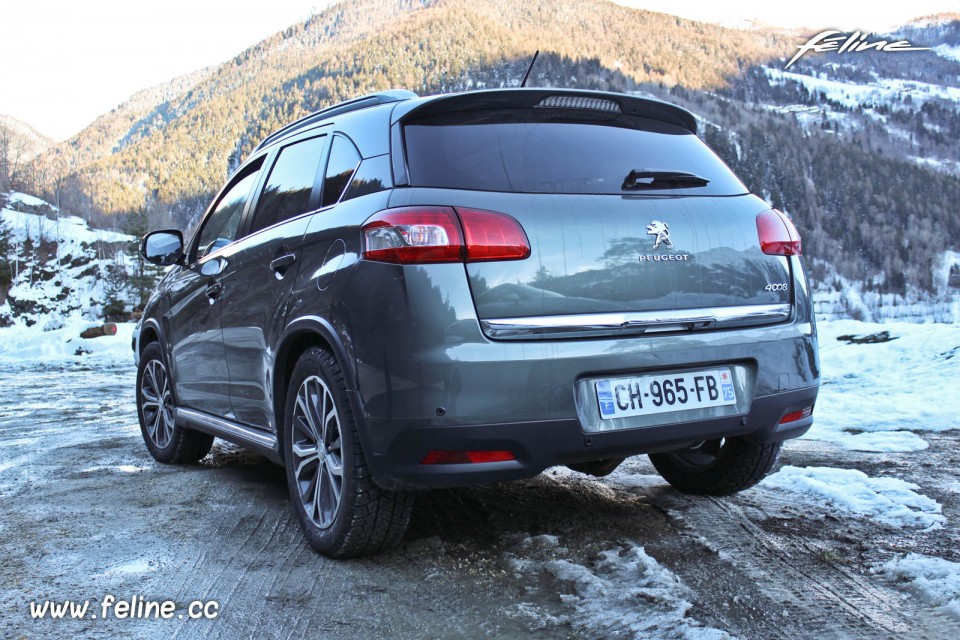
[1,0,957,141]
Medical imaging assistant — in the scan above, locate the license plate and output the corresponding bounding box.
[595,369,736,420]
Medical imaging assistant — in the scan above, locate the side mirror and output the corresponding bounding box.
[141,230,184,266]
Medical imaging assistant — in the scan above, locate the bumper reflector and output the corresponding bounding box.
[420,450,516,465]
[779,406,814,424]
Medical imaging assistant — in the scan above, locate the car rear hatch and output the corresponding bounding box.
[392,90,797,339]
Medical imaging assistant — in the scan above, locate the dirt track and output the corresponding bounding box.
[2,361,958,639]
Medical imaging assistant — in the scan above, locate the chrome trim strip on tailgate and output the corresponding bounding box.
[480,304,791,339]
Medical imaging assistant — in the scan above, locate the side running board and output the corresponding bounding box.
[176,408,282,464]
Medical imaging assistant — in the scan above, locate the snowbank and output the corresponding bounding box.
[1,191,137,329]
[807,320,960,452]
[0,317,135,364]
[761,466,945,530]
[880,553,960,617]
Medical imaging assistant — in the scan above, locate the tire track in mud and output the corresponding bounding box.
[650,489,960,639]
[6,363,960,639]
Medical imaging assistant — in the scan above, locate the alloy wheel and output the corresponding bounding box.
[140,359,174,449]
[291,375,344,529]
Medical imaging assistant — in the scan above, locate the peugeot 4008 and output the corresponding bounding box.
[135,88,820,557]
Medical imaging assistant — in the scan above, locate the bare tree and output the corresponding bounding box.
[0,126,11,191]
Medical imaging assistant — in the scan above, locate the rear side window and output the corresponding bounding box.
[251,135,326,234]
[342,155,391,201]
[196,160,262,259]
[322,136,361,207]
[403,111,746,196]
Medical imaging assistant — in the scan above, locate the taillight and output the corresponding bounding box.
[459,208,531,262]
[756,209,802,256]
[362,207,463,263]
[362,207,530,264]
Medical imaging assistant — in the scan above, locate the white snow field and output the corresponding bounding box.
[808,319,960,452]
[1,192,135,329]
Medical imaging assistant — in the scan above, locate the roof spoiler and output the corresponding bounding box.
[392,88,698,134]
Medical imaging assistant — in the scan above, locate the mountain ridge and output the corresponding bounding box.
[34,0,790,216]
[9,0,959,314]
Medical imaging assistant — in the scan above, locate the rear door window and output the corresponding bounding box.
[403,111,746,196]
[250,135,326,234]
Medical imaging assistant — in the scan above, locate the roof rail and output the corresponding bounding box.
[254,89,418,152]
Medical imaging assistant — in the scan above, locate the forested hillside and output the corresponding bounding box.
[30,0,788,218]
[0,115,54,193]
[5,0,959,317]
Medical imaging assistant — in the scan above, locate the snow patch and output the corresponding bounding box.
[95,559,159,578]
[761,466,945,530]
[6,192,55,209]
[880,553,960,616]
[764,67,960,110]
[78,465,151,475]
[506,536,729,639]
[2,199,131,246]
[933,43,960,62]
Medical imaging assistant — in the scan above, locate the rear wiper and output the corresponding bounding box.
[621,170,710,190]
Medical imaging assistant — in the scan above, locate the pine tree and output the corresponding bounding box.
[0,215,13,292]
[101,262,128,322]
[122,207,163,311]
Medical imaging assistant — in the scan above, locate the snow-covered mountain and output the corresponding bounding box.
[0,114,54,160]
[727,16,960,177]
[642,15,960,322]
[0,192,135,330]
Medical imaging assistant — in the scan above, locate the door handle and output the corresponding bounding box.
[270,253,297,274]
[205,282,222,301]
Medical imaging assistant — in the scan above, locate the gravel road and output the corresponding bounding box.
[2,360,958,639]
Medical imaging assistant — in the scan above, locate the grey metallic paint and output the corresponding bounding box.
[137,90,820,490]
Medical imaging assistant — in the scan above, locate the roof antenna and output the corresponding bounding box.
[519,50,539,88]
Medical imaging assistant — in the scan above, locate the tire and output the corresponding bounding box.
[649,437,781,496]
[284,346,413,558]
[136,342,214,464]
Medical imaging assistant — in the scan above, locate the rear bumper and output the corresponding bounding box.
[366,385,817,490]
[340,261,820,491]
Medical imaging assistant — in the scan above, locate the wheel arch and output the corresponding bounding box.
[273,316,361,465]
[137,318,162,353]
[135,318,182,407]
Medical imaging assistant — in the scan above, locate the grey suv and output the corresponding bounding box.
[135,88,819,557]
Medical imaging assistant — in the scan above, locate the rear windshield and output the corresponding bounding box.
[403,110,746,196]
